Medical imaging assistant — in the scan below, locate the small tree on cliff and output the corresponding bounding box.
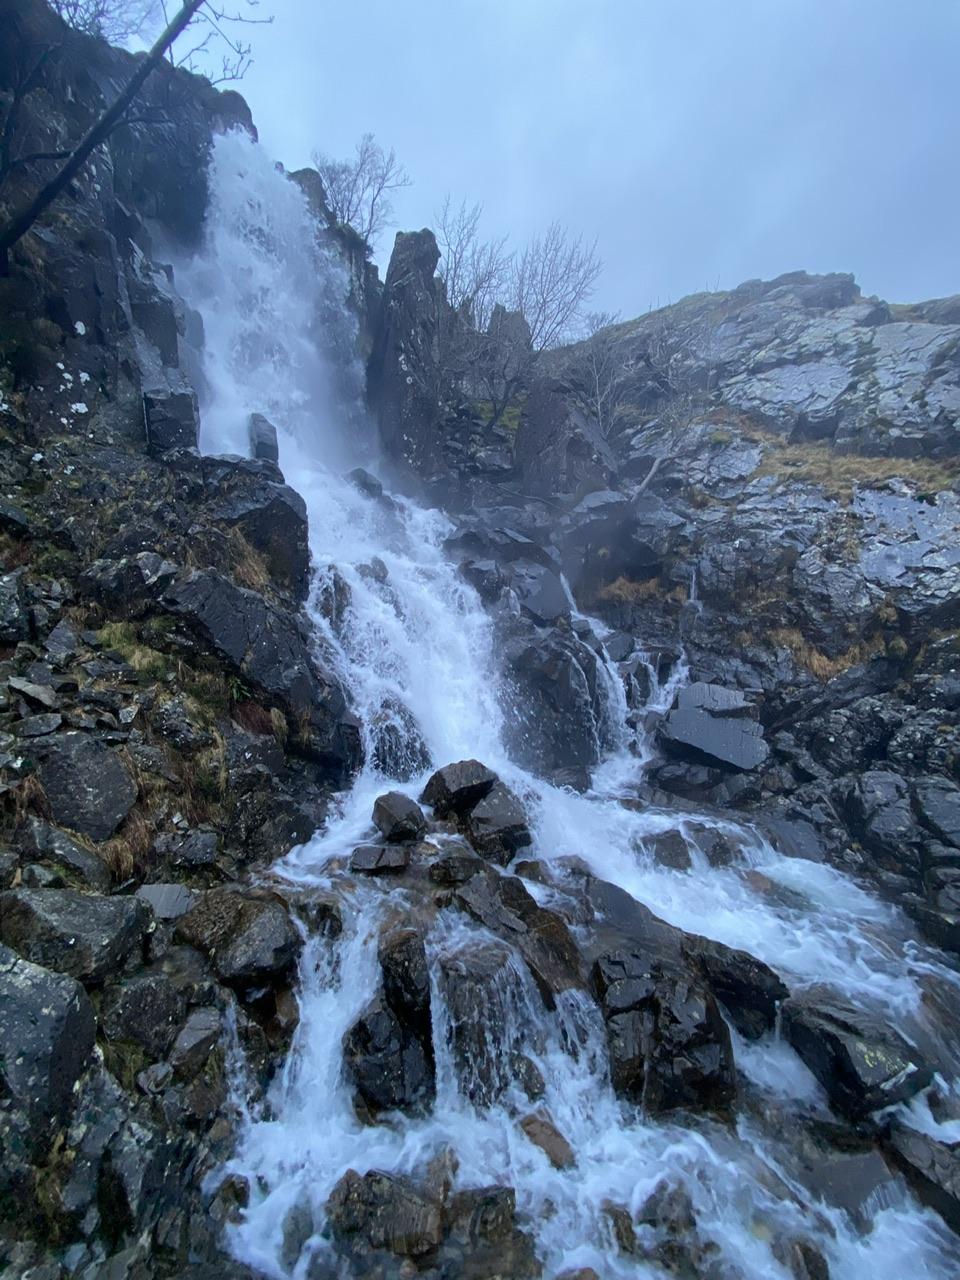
[312,134,411,247]
[0,0,268,273]
[435,204,601,427]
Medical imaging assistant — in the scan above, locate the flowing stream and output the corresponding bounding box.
[176,132,960,1279]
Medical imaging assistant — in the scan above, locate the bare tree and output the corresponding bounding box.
[50,0,156,42]
[561,310,641,439]
[160,1,272,84]
[430,203,601,426]
[312,134,411,246]
[0,0,268,272]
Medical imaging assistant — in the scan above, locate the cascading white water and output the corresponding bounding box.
[176,131,960,1279]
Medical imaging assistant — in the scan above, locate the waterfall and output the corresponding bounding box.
[175,131,960,1280]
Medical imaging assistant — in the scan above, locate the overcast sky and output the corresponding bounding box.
[229,0,959,319]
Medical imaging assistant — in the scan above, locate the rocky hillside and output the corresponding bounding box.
[1,2,959,1278]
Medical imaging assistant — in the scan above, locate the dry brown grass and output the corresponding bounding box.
[766,626,887,680]
[11,772,50,823]
[185,730,229,825]
[598,575,661,603]
[224,527,272,592]
[0,531,32,571]
[270,706,289,746]
[749,431,959,500]
[100,809,152,882]
[232,699,275,736]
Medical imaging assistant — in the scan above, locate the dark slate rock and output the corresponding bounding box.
[8,676,59,709]
[379,926,431,1042]
[135,883,198,920]
[345,467,384,500]
[660,702,770,772]
[343,995,434,1116]
[914,777,960,850]
[372,791,427,843]
[169,1006,221,1080]
[248,412,279,464]
[143,387,200,454]
[327,1168,442,1258]
[510,561,570,624]
[427,849,484,885]
[462,781,532,865]
[676,681,755,718]
[14,712,62,737]
[153,829,218,867]
[44,619,79,659]
[99,973,186,1058]
[593,948,736,1114]
[213,481,309,597]
[453,868,582,1003]
[16,817,112,891]
[782,989,932,1118]
[0,571,28,645]
[885,1122,960,1233]
[80,552,178,609]
[0,889,152,984]
[681,933,789,1039]
[350,844,410,874]
[842,770,920,872]
[163,569,327,714]
[175,889,300,987]
[369,699,430,781]
[421,759,498,817]
[0,943,95,1149]
[36,732,137,842]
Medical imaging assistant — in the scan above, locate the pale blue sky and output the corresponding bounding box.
[225,0,959,317]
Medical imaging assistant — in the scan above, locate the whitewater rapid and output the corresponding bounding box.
[175,131,960,1280]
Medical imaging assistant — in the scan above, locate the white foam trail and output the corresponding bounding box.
[177,131,960,1280]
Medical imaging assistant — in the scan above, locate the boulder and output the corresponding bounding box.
[213,480,309,597]
[454,869,582,1004]
[169,1006,222,1081]
[519,1111,576,1169]
[0,889,151,984]
[0,943,96,1149]
[16,817,112,891]
[914,777,960,850]
[841,770,920,872]
[781,989,932,1118]
[681,933,789,1039]
[885,1122,960,1233]
[0,571,28,644]
[350,844,410,874]
[379,926,431,1042]
[135,882,198,920]
[369,700,430,781]
[248,412,279,464]
[372,791,427,842]
[326,1168,443,1258]
[441,1184,541,1279]
[142,387,200,454]
[175,889,300,987]
[659,684,769,772]
[343,995,434,1116]
[592,948,736,1114]
[420,759,498,817]
[36,733,137,842]
[99,973,186,1058]
[462,781,532,865]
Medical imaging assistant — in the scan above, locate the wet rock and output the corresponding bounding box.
[169,1006,221,1080]
[151,695,212,750]
[781,988,932,1118]
[0,943,95,1150]
[350,844,410,874]
[16,817,112,891]
[0,571,28,644]
[660,685,769,772]
[462,781,532,865]
[441,1184,541,1278]
[99,972,186,1058]
[135,882,198,920]
[379,926,431,1041]
[772,1237,831,1280]
[326,1168,443,1258]
[143,387,200,454]
[428,848,484,885]
[154,829,218,868]
[884,1121,960,1233]
[8,676,59,709]
[248,412,279,464]
[681,934,789,1039]
[175,889,300,987]
[420,759,498,817]
[592,948,736,1114]
[15,712,62,737]
[454,868,582,1002]
[841,770,921,873]
[370,700,430,781]
[80,552,178,609]
[437,940,533,1107]
[36,732,137,842]
[914,777,960,849]
[0,889,151,984]
[519,1111,576,1169]
[344,995,435,1115]
[213,480,310,597]
[97,1112,181,1247]
[280,1193,314,1271]
[372,791,427,842]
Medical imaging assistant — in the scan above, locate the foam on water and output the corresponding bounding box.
[177,131,960,1279]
